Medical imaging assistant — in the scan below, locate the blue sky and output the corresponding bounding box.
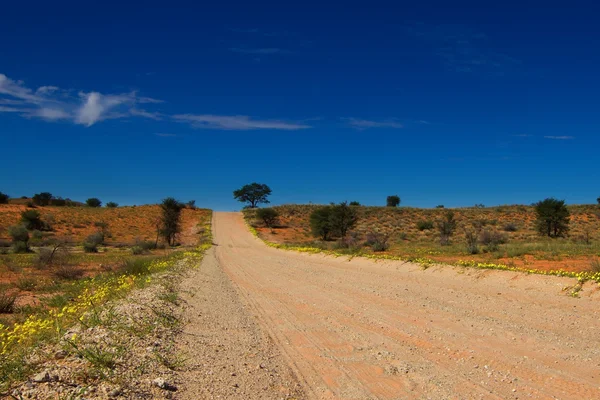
[1,1,598,210]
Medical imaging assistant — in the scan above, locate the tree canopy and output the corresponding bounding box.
[386,195,400,207]
[233,183,272,208]
[534,198,570,238]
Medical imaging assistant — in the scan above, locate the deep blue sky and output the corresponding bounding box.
[1,1,598,210]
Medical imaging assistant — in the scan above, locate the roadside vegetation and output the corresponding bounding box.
[245,199,600,279]
[0,196,212,394]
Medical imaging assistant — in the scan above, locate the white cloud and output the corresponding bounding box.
[0,72,163,127]
[544,136,574,140]
[130,108,162,120]
[344,118,404,129]
[173,114,311,130]
[32,108,71,120]
[0,106,27,113]
[36,86,59,95]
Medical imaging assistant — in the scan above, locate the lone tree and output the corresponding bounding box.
[534,198,570,238]
[386,195,400,207]
[32,192,53,206]
[160,197,184,246]
[310,206,333,240]
[437,210,457,245]
[0,191,9,204]
[105,202,118,208]
[86,198,102,208]
[256,208,279,229]
[329,202,358,238]
[233,183,272,208]
[597,196,600,205]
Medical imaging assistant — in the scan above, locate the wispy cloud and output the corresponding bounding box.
[344,118,404,129]
[0,73,163,126]
[229,47,290,55]
[173,114,311,130]
[406,23,520,74]
[544,135,575,140]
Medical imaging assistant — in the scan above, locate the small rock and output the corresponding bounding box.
[109,388,122,397]
[54,350,68,359]
[32,371,50,383]
[153,378,177,392]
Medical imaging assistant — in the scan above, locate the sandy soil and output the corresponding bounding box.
[180,212,600,399]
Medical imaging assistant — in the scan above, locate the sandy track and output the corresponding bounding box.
[202,212,600,399]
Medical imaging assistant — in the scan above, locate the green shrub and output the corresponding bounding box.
[349,201,361,206]
[105,202,119,208]
[386,195,400,207]
[12,241,29,254]
[131,246,146,255]
[328,202,358,238]
[437,211,457,246]
[83,232,104,253]
[118,258,153,275]
[160,197,184,246]
[20,210,45,230]
[534,198,570,238]
[416,220,434,231]
[86,198,102,207]
[0,192,9,204]
[32,192,53,206]
[310,207,333,240]
[465,230,480,254]
[436,205,445,208]
[8,225,29,253]
[256,208,279,228]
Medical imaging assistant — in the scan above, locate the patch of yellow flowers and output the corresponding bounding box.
[0,245,211,358]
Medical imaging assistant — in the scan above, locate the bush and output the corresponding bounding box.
[186,200,196,209]
[416,220,434,231]
[333,233,362,252]
[50,197,67,206]
[534,198,570,238]
[310,206,333,240]
[364,231,390,252]
[0,191,9,204]
[86,198,102,207]
[20,210,45,230]
[36,242,70,269]
[502,222,518,232]
[16,277,36,291]
[436,205,445,208]
[480,229,508,252]
[329,202,358,238]
[474,204,485,208]
[0,292,17,314]
[12,241,29,254]
[131,246,146,255]
[386,195,400,207]
[256,208,279,228]
[118,258,153,275]
[465,230,480,254]
[349,201,361,206]
[83,232,104,253]
[32,192,53,206]
[105,202,119,208]
[53,265,84,280]
[8,225,29,253]
[437,211,457,245]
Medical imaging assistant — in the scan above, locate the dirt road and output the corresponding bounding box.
[195,212,600,399]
